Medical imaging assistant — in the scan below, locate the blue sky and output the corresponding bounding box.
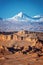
[0,0,43,18]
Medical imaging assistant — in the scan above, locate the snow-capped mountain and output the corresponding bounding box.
[6,12,43,22]
[32,15,43,22]
[0,12,43,32]
[7,12,32,22]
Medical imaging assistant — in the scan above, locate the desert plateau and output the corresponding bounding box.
[0,30,43,65]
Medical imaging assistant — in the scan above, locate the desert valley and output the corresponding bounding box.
[0,30,43,65]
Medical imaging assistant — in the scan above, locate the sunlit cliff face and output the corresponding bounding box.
[0,31,31,41]
[0,31,39,48]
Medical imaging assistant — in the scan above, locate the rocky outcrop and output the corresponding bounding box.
[0,31,43,58]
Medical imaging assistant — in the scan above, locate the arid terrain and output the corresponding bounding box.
[0,31,43,65]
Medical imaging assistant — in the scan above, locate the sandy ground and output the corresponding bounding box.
[0,52,43,65]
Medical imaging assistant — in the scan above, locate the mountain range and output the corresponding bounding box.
[0,12,43,32]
